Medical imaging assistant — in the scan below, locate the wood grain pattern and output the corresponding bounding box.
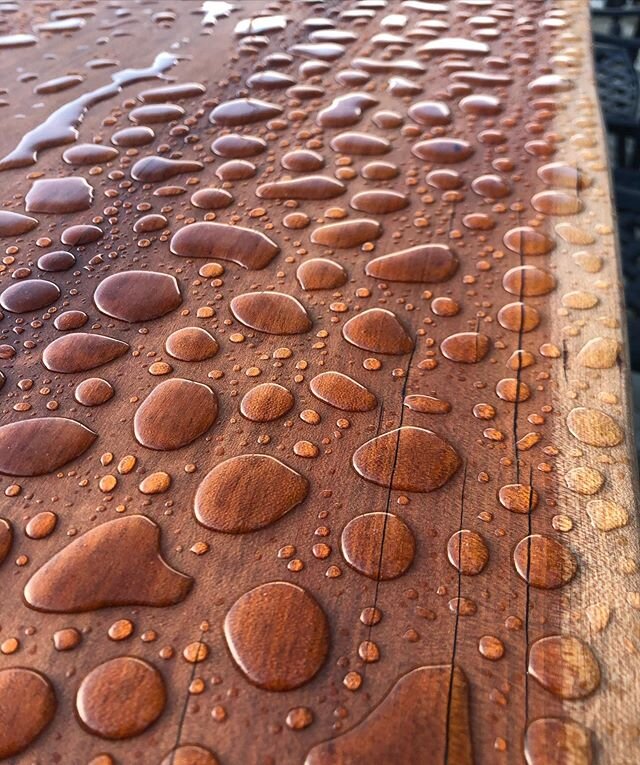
[0,1,638,763]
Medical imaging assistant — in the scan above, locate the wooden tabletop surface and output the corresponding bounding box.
[0,0,638,763]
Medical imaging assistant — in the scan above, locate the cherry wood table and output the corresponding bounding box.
[0,1,638,763]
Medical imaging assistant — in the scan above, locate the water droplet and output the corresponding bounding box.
[341,512,415,579]
[441,332,490,363]
[514,535,577,589]
[224,581,329,691]
[353,426,460,492]
[165,327,219,361]
[24,515,191,612]
[257,176,345,200]
[297,258,347,290]
[231,292,311,334]
[0,417,96,476]
[42,333,129,373]
[366,244,458,283]
[76,657,166,739]
[94,271,181,323]
[134,379,218,450]
[0,279,60,313]
[0,668,56,759]
[195,455,308,533]
[525,717,592,765]
[170,221,280,270]
[447,530,489,575]
[305,666,472,765]
[240,383,294,421]
[528,635,600,699]
[566,407,623,447]
[311,218,381,248]
[25,176,94,213]
[310,371,377,412]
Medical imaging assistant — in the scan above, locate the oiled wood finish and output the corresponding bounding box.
[0,1,638,764]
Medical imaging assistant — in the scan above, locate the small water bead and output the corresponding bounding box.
[513,535,577,589]
[499,484,539,513]
[139,472,171,495]
[524,718,592,765]
[447,530,489,576]
[341,512,415,579]
[286,707,314,731]
[528,635,600,699]
[358,640,380,663]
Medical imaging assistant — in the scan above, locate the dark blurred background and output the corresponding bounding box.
[591,0,640,448]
